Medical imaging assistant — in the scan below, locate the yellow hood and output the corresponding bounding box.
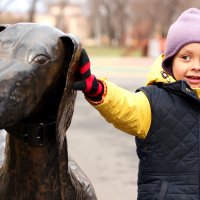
[145,54,200,99]
[146,54,175,86]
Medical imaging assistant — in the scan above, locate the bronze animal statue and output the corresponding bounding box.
[0,23,97,200]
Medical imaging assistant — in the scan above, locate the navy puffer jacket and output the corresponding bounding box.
[136,80,200,200]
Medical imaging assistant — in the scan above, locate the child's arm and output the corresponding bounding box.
[91,79,151,139]
[73,49,151,139]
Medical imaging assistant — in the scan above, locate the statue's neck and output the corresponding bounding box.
[6,121,57,146]
[0,131,75,199]
[1,134,61,197]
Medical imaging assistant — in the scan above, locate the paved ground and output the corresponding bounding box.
[67,56,154,200]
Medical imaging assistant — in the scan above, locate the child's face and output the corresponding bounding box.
[172,43,200,88]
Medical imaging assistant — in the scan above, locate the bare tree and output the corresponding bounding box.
[87,0,131,46]
[129,0,200,38]
[28,0,39,22]
[55,0,69,31]
[87,0,200,47]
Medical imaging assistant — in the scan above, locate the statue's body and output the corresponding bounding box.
[0,23,97,200]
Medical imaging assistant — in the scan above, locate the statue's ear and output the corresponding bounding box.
[57,34,82,149]
[59,33,82,83]
[60,33,82,66]
[0,24,11,32]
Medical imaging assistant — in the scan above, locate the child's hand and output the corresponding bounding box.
[73,49,104,100]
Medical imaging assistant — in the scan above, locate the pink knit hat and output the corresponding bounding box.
[162,8,200,75]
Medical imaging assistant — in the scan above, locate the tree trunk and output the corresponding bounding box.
[28,0,38,22]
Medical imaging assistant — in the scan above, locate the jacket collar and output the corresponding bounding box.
[159,80,200,102]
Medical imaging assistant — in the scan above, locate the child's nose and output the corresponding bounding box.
[192,60,200,70]
[192,65,200,69]
[192,65,200,71]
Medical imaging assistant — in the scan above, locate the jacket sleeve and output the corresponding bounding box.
[86,78,151,139]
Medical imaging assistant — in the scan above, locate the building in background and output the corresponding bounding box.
[0,2,91,45]
[36,3,90,45]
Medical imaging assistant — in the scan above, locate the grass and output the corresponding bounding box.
[85,46,142,57]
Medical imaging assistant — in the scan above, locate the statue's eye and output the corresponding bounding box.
[30,55,50,65]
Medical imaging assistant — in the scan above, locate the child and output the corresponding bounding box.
[73,8,200,200]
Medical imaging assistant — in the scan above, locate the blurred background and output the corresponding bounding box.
[1,1,200,200]
[1,0,200,57]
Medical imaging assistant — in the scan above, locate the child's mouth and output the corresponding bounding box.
[186,75,200,83]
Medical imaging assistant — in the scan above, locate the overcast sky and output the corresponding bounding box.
[1,0,86,13]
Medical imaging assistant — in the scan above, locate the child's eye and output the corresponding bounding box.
[182,55,191,61]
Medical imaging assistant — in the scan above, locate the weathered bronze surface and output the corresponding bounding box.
[0,23,97,200]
